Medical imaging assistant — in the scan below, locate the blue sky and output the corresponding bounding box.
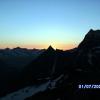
[0,0,100,49]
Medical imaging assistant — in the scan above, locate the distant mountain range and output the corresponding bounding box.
[0,47,45,57]
[0,29,100,100]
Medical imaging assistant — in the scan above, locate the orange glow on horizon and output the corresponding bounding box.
[0,43,78,50]
[59,43,78,50]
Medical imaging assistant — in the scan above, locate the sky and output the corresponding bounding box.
[0,0,100,50]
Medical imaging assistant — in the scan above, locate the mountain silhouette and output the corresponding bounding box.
[24,29,100,100]
[75,29,100,71]
[46,45,55,52]
[1,29,100,99]
[78,29,100,50]
[22,45,57,83]
[22,44,77,84]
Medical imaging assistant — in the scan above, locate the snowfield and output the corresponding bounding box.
[0,74,63,100]
[0,81,50,100]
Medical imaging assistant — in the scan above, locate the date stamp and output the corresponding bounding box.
[78,84,100,89]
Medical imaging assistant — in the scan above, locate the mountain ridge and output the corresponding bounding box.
[1,29,100,99]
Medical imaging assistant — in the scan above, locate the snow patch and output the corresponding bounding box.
[0,75,64,100]
[0,81,50,100]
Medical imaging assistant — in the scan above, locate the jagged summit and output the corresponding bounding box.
[47,45,55,52]
[78,29,100,49]
[85,29,100,40]
[88,29,94,33]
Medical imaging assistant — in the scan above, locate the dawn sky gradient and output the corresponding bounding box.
[0,0,100,50]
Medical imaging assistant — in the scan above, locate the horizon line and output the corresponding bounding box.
[0,45,77,51]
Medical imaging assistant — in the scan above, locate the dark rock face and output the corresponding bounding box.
[25,29,100,100]
[22,46,56,83]
[78,29,100,50]
[76,29,100,71]
[22,45,77,83]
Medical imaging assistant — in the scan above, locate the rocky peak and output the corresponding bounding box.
[47,45,55,52]
[78,29,100,50]
[85,29,100,40]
